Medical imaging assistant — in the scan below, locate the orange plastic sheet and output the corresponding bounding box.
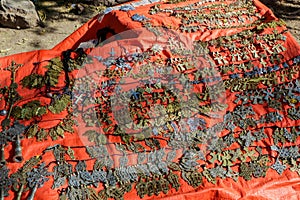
[0,0,300,200]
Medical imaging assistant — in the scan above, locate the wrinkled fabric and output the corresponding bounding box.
[0,0,300,200]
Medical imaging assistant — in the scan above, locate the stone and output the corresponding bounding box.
[0,0,39,29]
[102,0,132,7]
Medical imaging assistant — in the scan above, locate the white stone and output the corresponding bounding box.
[0,0,39,29]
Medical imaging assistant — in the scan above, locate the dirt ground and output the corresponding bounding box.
[0,0,299,57]
[0,1,101,57]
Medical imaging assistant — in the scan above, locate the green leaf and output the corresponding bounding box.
[1,119,10,129]
[56,126,65,138]
[67,147,75,160]
[49,128,58,140]
[83,130,98,143]
[202,168,216,184]
[48,95,71,114]
[61,120,74,133]
[121,134,131,144]
[37,128,47,141]
[44,58,64,87]
[134,133,145,141]
[13,101,47,120]
[50,57,63,67]
[34,107,47,116]
[26,100,39,107]
[48,77,58,87]
[50,64,63,71]
[10,83,18,89]
[27,124,39,139]
[21,107,33,120]
[97,134,107,145]
[11,106,22,119]
[21,74,45,89]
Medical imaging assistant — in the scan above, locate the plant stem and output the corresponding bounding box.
[27,185,38,200]
[16,184,24,200]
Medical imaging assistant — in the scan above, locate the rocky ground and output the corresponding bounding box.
[0,0,299,57]
[0,1,102,56]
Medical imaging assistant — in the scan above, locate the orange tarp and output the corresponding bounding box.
[0,0,300,200]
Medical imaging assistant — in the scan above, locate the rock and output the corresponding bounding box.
[106,0,133,6]
[71,3,85,15]
[0,0,39,29]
